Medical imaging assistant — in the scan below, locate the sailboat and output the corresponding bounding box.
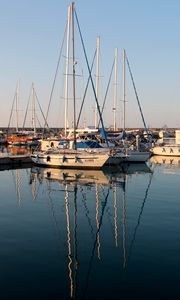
[150,130,180,157]
[119,49,151,163]
[31,148,110,169]
[31,2,111,169]
[7,82,40,147]
[7,81,28,146]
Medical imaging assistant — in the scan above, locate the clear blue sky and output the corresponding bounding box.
[0,0,180,128]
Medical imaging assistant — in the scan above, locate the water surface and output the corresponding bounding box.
[0,158,180,299]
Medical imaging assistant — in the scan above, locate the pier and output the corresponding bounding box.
[0,154,32,166]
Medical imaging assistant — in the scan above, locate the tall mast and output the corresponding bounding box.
[113,48,118,131]
[95,36,100,129]
[122,49,126,131]
[64,5,71,138]
[16,80,20,132]
[32,82,36,136]
[71,2,76,149]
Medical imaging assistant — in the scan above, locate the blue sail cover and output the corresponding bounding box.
[99,127,107,140]
[76,141,103,148]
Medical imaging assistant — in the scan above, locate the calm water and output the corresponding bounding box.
[0,157,180,299]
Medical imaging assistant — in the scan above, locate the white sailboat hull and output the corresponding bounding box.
[151,145,180,156]
[124,150,151,162]
[106,151,127,165]
[31,150,109,169]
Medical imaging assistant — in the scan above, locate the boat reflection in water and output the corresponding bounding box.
[150,155,180,166]
[31,162,152,188]
[31,167,111,186]
[150,155,180,175]
[29,163,152,299]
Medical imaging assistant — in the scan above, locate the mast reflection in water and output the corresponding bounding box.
[1,162,180,299]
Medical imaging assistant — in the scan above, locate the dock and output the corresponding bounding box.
[0,154,32,166]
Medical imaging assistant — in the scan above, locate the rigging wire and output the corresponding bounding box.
[35,90,49,127]
[43,19,68,135]
[22,84,48,129]
[76,50,96,128]
[98,58,115,128]
[22,85,32,128]
[74,9,109,147]
[125,53,148,134]
[7,82,18,133]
